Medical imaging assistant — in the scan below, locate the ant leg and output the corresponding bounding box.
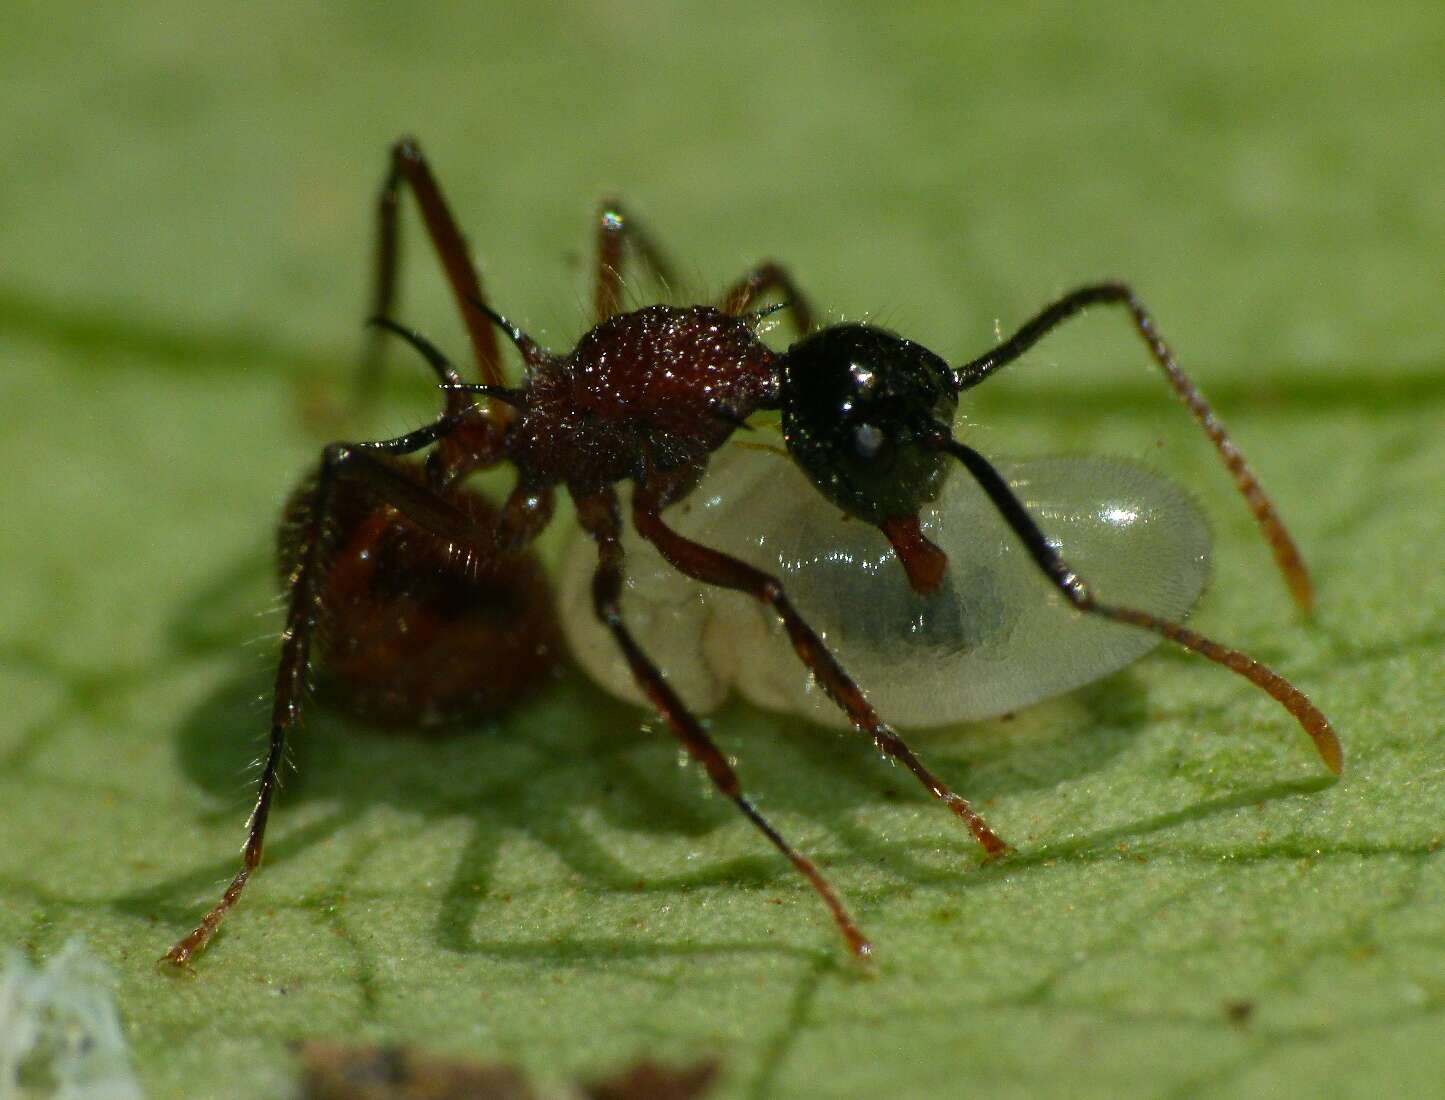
[593,199,679,323]
[573,490,872,958]
[630,494,1012,860]
[719,262,817,337]
[364,137,509,397]
[938,436,1342,774]
[162,423,500,967]
[496,482,554,552]
[590,203,816,337]
[957,284,1313,612]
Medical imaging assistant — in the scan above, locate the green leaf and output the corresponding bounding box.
[2,5,1442,1098]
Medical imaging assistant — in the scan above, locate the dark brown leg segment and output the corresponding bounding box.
[719,261,817,337]
[594,200,679,323]
[940,436,1342,773]
[365,137,509,398]
[162,426,501,966]
[495,482,555,552]
[630,494,1011,859]
[572,490,872,958]
[955,282,1314,613]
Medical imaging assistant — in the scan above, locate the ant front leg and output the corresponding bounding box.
[571,489,872,958]
[365,137,510,401]
[955,282,1313,613]
[939,437,1343,774]
[719,261,817,337]
[593,200,680,323]
[630,486,1011,861]
[162,414,492,967]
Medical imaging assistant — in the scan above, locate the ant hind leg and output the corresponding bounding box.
[162,415,499,966]
[365,137,509,401]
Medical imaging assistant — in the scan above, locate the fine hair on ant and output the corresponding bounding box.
[163,137,1340,965]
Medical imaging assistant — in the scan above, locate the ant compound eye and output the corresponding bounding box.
[779,325,959,527]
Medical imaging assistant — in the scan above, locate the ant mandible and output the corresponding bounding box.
[163,137,1341,965]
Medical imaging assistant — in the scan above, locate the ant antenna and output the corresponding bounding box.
[919,419,1342,773]
[366,316,466,389]
[950,283,1314,614]
[465,295,552,370]
[441,381,529,408]
[370,316,526,412]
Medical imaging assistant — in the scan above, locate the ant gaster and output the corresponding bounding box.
[164,137,1341,965]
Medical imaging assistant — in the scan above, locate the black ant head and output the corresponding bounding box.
[776,324,959,592]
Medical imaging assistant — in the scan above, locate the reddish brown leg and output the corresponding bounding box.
[719,261,817,336]
[592,205,815,339]
[495,482,555,552]
[631,490,1011,860]
[162,428,504,967]
[940,436,1342,773]
[364,137,511,403]
[594,200,679,323]
[572,489,872,958]
[955,282,1314,613]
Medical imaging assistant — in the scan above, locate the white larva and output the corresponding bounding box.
[558,442,1210,728]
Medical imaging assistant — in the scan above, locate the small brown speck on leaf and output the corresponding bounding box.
[297,1042,719,1100]
[298,1042,535,1100]
[1223,1000,1255,1027]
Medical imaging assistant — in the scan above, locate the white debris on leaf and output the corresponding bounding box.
[0,940,141,1100]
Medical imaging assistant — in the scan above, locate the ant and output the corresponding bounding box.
[163,137,1340,965]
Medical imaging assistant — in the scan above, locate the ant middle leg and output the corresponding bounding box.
[954,282,1313,613]
[629,489,1010,860]
[162,419,501,967]
[938,436,1342,774]
[593,200,680,323]
[365,137,509,400]
[572,489,872,958]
